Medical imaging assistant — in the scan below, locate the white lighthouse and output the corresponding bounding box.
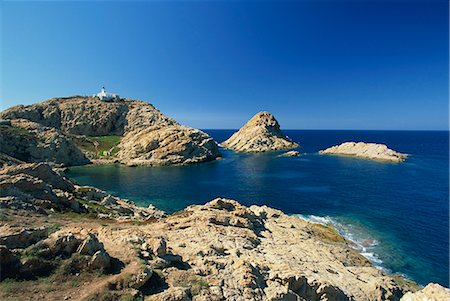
[94,86,120,102]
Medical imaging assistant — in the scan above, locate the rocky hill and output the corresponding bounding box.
[2,162,448,300]
[222,112,298,152]
[0,119,89,167]
[0,96,220,166]
[319,142,407,162]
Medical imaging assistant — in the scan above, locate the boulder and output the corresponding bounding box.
[151,237,167,258]
[51,234,82,256]
[89,250,111,271]
[77,233,105,256]
[130,265,153,289]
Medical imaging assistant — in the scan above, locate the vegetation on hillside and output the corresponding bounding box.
[71,135,121,159]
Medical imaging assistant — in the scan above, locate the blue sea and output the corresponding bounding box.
[67,130,449,287]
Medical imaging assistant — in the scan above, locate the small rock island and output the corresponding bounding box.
[222,111,298,152]
[279,150,300,157]
[319,142,407,162]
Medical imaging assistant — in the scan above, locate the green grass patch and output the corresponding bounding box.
[173,272,208,296]
[312,223,346,243]
[47,223,62,234]
[77,198,117,217]
[90,136,121,157]
[71,135,121,158]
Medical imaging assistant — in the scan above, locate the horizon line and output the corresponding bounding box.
[201,128,450,132]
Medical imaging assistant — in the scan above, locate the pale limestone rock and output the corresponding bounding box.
[130,265,153,289]
[400,283,450,301]
[139,198,421,301]
[89,249,111,271]
[118,125,220,166]
[279,150,300,157]
[151,237,167,258]
[0,119,88,166]
[0,162,166,220]
[222,112,298,152]
[319,141,407,162]
[77,233,105,256]
[0,96,220,166]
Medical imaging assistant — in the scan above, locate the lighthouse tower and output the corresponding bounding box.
[95,86,120,102]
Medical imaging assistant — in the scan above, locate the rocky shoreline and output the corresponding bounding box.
[1,96,448,300]
[1,162,449,300]
[0,96,221,167]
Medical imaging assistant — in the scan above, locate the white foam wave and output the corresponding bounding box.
[294,214,384,268]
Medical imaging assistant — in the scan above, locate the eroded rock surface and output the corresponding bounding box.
[319,142,407,162]
[0,97,173,136]
[400,283,450,301]
[141,198,418,301]
[222,112,298,152]
[0,119,89,166]
[118,125,220,166]
[0,96,220,166]
[0,162,165,220]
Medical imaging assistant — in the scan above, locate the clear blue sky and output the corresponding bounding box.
[1,0,448,130]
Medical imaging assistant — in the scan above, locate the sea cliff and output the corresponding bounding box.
[0,96,220,167]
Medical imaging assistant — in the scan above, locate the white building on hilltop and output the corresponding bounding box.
[94,86,120,101]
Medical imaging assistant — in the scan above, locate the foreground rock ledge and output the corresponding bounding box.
[319,141,408,162]
[1,163,447,300]
[222,111,298,153]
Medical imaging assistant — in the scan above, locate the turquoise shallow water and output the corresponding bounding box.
[68,130,449,286]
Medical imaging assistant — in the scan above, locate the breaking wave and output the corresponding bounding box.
[294,214,384,268]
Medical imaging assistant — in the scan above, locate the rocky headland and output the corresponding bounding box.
[319,142,408,162]
[222,112,298,153]
[0,96,220,167]
[1,162,448,300]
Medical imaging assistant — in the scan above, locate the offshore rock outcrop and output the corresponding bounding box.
[319,142,407,162]
[0,96,220,166]
[222,111,298,152]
